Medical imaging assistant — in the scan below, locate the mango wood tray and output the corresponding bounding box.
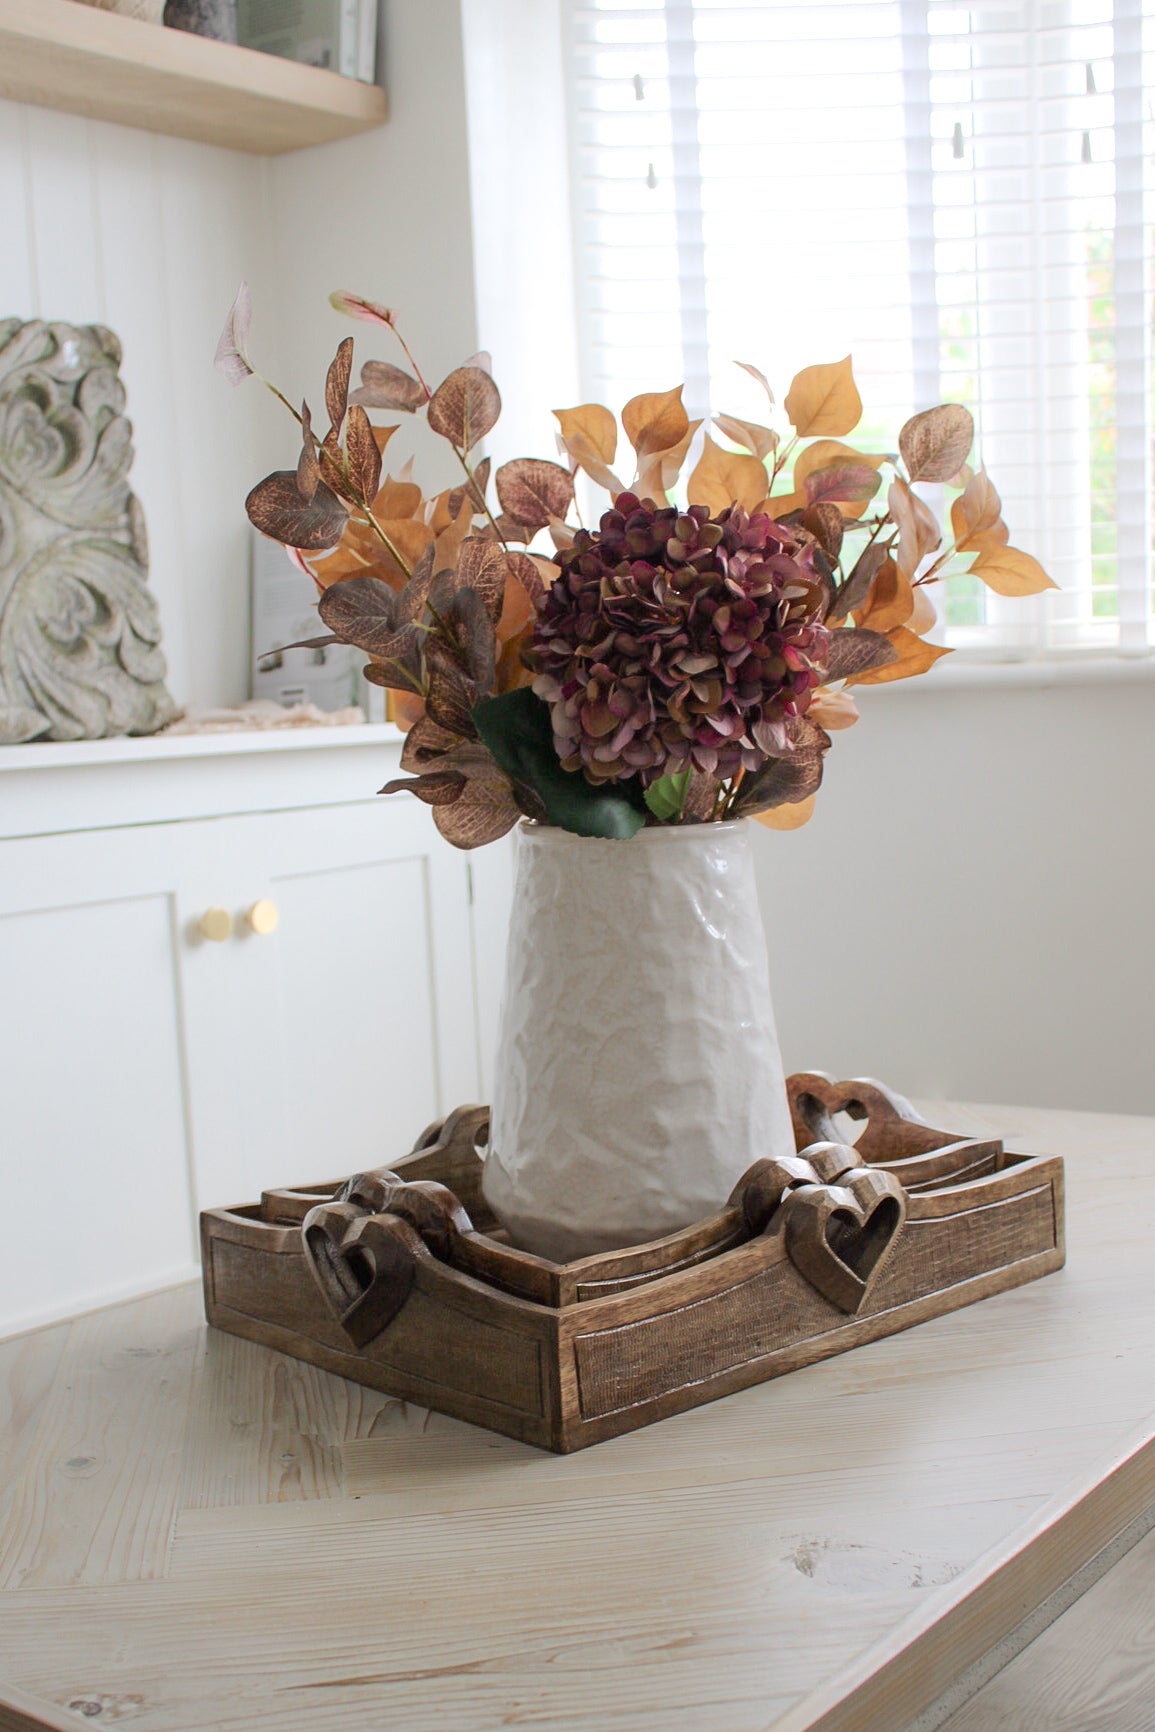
[200,1073,1065,1453]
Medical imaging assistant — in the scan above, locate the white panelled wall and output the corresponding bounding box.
[0,100,285,708]
[0,0,481,711]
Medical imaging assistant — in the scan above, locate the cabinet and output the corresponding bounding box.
[0,727,513,1336]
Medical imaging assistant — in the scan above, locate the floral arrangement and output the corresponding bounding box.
[218,287,1054,847]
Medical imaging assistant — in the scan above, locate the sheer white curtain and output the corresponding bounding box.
[563,0,1155,655]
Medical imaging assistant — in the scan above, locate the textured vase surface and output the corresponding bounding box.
[482,819,795,1262]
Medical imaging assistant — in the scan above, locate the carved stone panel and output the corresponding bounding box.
[0,319,176,743]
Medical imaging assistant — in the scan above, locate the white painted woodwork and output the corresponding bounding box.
[0,731,490,1337]
[0,1101,1151,1731]
[0,0,387,154]
[0,888,196,1330]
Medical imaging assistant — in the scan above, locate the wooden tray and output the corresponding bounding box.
[200,1073,1066,1452]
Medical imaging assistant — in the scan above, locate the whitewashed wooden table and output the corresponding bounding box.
[1,1101,1153,1732]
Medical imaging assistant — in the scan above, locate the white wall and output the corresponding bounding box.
[754,669,1155,1115]
[265,0,481,503]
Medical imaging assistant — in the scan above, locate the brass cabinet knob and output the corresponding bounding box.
[198,908,233,943]
[246,899,279,937]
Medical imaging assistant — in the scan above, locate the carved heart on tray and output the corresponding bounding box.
[782,1168,908,1315]
[302,1201,423,1347]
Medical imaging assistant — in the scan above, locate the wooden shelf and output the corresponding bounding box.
[0,0,388,154]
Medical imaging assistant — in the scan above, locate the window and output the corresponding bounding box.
[563,0,1155,656]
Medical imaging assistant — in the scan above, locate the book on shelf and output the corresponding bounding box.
[236,0,378,83]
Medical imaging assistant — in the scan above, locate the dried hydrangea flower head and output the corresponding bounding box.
[532,493,831,786]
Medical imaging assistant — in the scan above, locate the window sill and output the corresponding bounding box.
[874,653,1155,693]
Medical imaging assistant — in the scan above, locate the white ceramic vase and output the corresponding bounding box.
[481,819,796,1263]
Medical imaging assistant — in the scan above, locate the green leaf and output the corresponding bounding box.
[472,688,646,841]
[644,769,691,822]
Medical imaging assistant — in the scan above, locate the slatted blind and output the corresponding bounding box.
[564,0,1155,655]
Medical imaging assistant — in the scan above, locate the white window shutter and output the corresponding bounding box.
[564,0,1155,656]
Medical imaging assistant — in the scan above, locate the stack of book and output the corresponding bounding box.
[236,0,378,82]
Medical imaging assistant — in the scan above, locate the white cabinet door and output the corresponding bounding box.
[0,826,199,1334]
[179,799,482,1206]
[0,797,482,1333]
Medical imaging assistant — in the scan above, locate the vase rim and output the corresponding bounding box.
[516,818,751,845]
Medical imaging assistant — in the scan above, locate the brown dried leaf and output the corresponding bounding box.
[682,772,719,822]
[495,458,575,532]
[968,539,1057,597]
[802,502,843,559]
[433,770,521,850]
[849,626,952,686]
[753,794,816,831]
[317,575,399,655]
[554,403,617,465]
[523,552,558,599]
[734,361,775,406]
[329,291,397,330]
[393,543,437,626]
[443,589,497,693]
[888,477,942,580]
[713,412,778,461]
[326,337,354,436]
[456,536,510,625]
[380,771,466,808]
[351,359,426,413]
[493,512,534,544]
[855,556,915,633]
[547,516,576,551]
[829,536,892,621]
[899,403,974,483]
[950,468,1006,551]
[635,419,701,504]
[801,461,881,515]
[909,585,939,635]
[344,405,382,505]
[318,427,352,500]
[376,517,436,580]
[809,689,859,731]
[794,440,887,486]
[821,627,899,682]
[687,433,768,515]
[784,358,862,438]
[246,471,349,551]
[425,653,479,735]
[427,365,502,452]
[622,385,689,459]
[296,403,319,503]
[400,714,464,772]
[733,718,831,815]
[433,497,476,575]
[375,476,423,519]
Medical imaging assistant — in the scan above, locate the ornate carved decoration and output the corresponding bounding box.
[0,319,176,743]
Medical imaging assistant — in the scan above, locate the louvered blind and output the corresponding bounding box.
[564,0,1155,655]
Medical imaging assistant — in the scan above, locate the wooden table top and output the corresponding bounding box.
[1,1100,1153,1732]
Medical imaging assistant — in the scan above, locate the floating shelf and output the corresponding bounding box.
[0,0,388,154]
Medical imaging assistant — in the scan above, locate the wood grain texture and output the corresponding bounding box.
[938,1521,1155,1731]
[212,1084,1065,1452]
[0,0,387,153]
[0,1100,1152,1732]
[0,1287,199,1589]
